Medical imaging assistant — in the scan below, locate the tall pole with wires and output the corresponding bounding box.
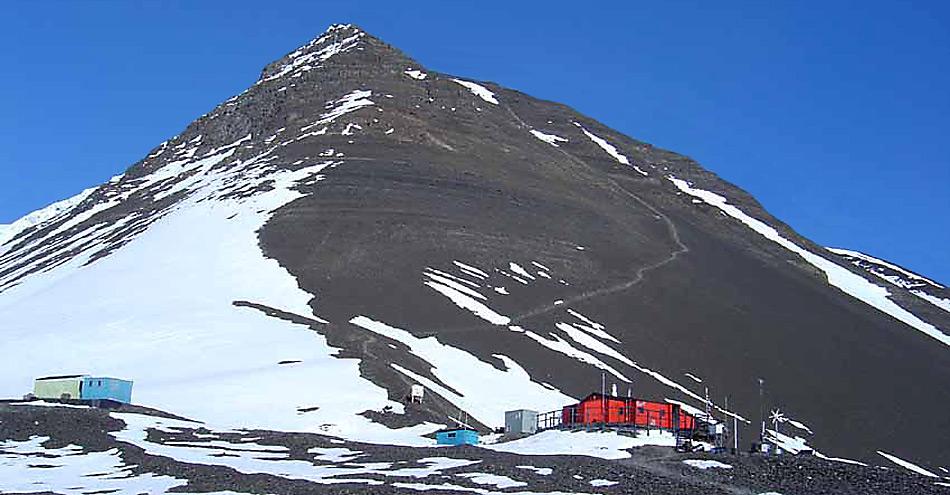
[758,378,765,442]
[732,397,739,451]
[722,395,736,454]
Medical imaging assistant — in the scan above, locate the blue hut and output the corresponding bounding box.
[80,376,133,404]
[436,428,479,446]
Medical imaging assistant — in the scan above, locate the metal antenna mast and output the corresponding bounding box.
[758,378,765,441]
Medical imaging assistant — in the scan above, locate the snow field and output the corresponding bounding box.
[0,435,185,494]
[485,429,675,460]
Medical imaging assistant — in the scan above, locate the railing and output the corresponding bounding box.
[537,404,695,436]
[537,409,563,430]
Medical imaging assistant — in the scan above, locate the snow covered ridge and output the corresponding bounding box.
[0,186,97,250]
[827,248,943,290]
[573,123,648,176]
[828,247,950,315]
[669,176,950,348]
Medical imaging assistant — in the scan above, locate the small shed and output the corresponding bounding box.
[505,409,538,435]
[33,375,84,400]
[436,428,479,446]
[410,384,425,403]
[81,376,133,404]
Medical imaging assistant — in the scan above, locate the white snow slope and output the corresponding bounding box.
[0,186,97,250]
[0,153,442,443]
[828,247,950,316]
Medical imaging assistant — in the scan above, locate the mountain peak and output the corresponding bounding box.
[258,23,368,83]
[257,23,409,86]
[2,23,949,476]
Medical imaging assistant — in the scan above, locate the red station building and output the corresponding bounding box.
[560,392,697,431]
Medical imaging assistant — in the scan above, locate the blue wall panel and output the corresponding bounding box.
[436,429,479,446]
[81,377,133,403]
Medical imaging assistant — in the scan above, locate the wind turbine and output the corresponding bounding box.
[769,408,785,435]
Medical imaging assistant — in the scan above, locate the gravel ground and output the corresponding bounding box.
[1,403,946,495]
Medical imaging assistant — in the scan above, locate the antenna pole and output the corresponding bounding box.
[722,395,736,454]
[704,386,711,424]
[731,396,738,451]
[758,378,765,442]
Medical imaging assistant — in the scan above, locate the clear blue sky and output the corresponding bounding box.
[2,1,947,283]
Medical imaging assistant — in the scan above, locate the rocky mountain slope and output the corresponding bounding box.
[1,23,948,480]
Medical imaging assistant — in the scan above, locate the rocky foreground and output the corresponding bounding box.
[1,403,945,495]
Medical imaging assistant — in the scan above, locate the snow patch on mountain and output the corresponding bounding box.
[683,372,703,384]
[765,429,814,455]
[913,291,950,314]
[669,176,950,348]
[350,315,574,428]
[514,326,631,383]
[573,123,648,176]
[877,450,940,478]
[423,271,510,325]
[828,248,943,289]
[555,322,633,367]
[301,89,375,133]
[565,310,619,343]
[529,130,568,147]
[404,69,427,80]
[828,247,950,315]
[452,79,499,105]
[508,262,536,280]
[454,260,489,279]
